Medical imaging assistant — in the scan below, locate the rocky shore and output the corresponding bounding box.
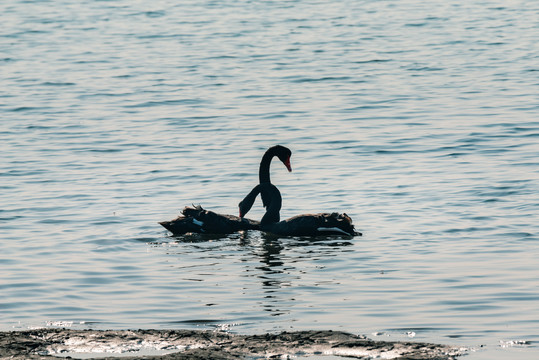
[0,329,466,359]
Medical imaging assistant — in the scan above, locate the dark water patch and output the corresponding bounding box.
[493,292,539,302]
[37,218,74,224]
[112,73,135,79]
[41,81,76,86]
[405,22,428,27]
[240,94,283,99]
[260,111,307,120]
[165,115,221,123]
[138,10,166,18]
[519,132,539,138]
[204,54,238,60]
[132,237,159,243]
[78,91,133,99]
[10,29,51,37]
[78,276,117,286]
[0,281,46,290]
[453,304,502,312]
[73,59,112,64]
[483,198,502,203]
[91,219,123,226]
[345,104,393,111]
[0,215,24,221]
[496,231,534,239]
[87,148,124,153]
[24,178,62,184]
[353,59,391,64]
[46,306,89,313]
[25,124,54,130]
[287,76,353,83]
[110,265,140,271]
[444,226,496,234]
[405,65,445,72]
[0,258,17,265]
[374,149,423,155]
[137,33,195,40]
[1,169,49,177]
[50,193,95,200]
[9,106,50,112]
[126,99,207,108]
[441,152,469,157]
[0,301,32,310]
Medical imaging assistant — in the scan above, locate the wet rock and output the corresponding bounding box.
[0,329,467,359]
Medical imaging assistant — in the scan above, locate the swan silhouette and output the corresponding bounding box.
[239,146,360,237]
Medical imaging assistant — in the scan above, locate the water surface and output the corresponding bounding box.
[1,1,538,359]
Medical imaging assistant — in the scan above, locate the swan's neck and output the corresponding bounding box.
[260,183,281,225]
[238,184,261,218]
[259,151,275,184]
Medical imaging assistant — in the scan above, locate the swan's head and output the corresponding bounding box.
[238,184,261,218]
[238,197,252,218]
[272,145,292,172]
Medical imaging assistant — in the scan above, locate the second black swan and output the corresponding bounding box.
[159,205,259,235]
[239,147,361,237]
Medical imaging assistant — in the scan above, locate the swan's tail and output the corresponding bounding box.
[159,217,203,235]
[317,212,362,236]
[158,205,207,235]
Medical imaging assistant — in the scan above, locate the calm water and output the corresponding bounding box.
[1,0,538,359]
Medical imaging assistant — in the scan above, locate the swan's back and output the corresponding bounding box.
[264,212,359,237]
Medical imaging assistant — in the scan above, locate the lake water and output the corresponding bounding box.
[1,0,538,359]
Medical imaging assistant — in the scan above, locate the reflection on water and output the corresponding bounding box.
[158,232,355,326]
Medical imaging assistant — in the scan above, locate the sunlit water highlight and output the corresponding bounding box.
[1,1,538,359]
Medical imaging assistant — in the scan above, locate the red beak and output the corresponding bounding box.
[284,158,292,172]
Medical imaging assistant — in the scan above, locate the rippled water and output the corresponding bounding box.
[1,0,538,359]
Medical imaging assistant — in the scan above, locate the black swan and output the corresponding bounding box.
[159,205,260,235]
[159,145,292,235]
[239,147,361,237]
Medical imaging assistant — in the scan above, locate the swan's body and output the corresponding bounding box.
[264,212,358,236]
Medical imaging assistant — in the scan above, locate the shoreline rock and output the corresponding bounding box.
[0,329,466,359]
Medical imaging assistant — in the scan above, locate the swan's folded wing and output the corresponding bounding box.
[160,206,260,235]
